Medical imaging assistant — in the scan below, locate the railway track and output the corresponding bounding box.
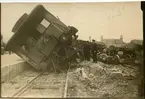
[12,66,70,98]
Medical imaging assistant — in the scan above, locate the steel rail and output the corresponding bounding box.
[12,71,44,97]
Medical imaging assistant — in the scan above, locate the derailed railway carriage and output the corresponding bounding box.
[5,5,78,71]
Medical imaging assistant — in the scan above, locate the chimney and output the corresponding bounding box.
[101,35,103,42]
[89,36,91,42]
[120,35,123,41]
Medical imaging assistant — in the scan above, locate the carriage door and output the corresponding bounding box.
[27,19,50,65]
[36,18,63,56]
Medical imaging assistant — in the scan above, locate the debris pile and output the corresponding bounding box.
[67,61,140,98]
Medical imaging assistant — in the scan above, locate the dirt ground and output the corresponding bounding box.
[1,60,141,98]
[67,61,140,98]
[1,69,40,97]
[2,69,67,98]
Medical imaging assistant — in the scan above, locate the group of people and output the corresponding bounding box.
[82,39,142,64]
[83,39,98,63]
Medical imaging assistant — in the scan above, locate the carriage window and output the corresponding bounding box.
[36,19,50,34]
[40,18,50,28]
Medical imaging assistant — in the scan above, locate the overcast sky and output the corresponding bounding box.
[1,2,143,43]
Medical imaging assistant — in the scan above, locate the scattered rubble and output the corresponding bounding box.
[67,61,140,98]
[2,60,140,98]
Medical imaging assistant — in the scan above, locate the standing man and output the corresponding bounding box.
[83,41,91,61]
[91,39,97,63]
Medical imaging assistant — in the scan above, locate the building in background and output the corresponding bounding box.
[130,39,143,45]
[100,35,126,47]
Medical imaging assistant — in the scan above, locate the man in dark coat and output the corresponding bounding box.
[91,39,97,63]
[83,41,91,61]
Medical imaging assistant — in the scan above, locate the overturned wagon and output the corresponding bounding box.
[5,5,78,71]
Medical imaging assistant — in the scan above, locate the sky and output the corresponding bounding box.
[1,2,143,43]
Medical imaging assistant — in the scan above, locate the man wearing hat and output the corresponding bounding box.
[91,39,98,63]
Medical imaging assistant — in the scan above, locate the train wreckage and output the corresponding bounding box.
[5,5,79,71]
[2,4,144,98]
[4,5,143,72]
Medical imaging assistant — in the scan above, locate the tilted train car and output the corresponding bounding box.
[5,5,78,71]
